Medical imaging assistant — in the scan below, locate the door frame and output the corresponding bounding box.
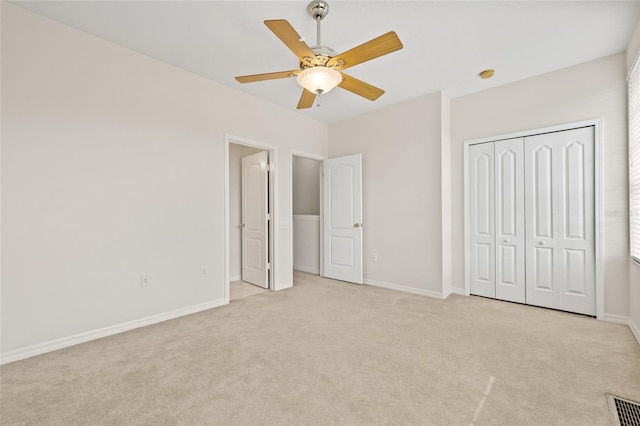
[225,134,277,303]
[463,118,604,319]
[289,150,325,287]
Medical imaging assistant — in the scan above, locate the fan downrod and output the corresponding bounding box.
[307,1,329,20]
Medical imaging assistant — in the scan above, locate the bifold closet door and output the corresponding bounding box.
[524,127,595,316]
[469,143,495,298]
[494,139,525,303]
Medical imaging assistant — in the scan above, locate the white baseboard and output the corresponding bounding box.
[0,298,227,365]
[273,281,292,291]
[451,287,467,296]
[293,265,320,275]
[630,318,640,346]
[603,314,640,347]
[229,275,241,282]
[364,278,449,299]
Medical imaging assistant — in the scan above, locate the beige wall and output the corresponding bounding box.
[627,16,640,74]
[1,4,327,357]
[329,92,446,296]
[292,156,320,216]
[451,53,629,317]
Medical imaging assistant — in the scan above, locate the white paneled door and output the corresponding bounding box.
[241,151,269,288]
[323,154,363,284]
[469,143,496,298]
[467,126,595,316]
[525,127,595,315]
[494,138,526,303]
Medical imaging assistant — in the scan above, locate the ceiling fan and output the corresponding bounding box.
[235,0,403,109]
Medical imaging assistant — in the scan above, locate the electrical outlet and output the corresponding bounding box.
[370,252,378,262]
[200,266,208,278]
[141,274,150,288]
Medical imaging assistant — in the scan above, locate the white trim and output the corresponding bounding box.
[364,278,450,299]
[604,313,631,325]
[626,49,640,82]
[293,265,320,274]
[603,314,640,347]
[229,275,241,282]
[630,318,640,346]
[274,281,292,291]
[451,287,467,296]
[225,134,278,296]
[0,298,227,365]
[289,150,325,288]
[463,143,471,296]
[463,119,604,319]
[594,120,604,320]
[465,119,601,146]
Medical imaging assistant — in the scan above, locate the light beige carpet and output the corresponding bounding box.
[230,280,268,301]
[1,271,639,425]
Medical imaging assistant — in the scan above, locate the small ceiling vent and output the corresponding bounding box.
[607,394,640,426]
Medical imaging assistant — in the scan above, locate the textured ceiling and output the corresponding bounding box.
[13,1,640,123]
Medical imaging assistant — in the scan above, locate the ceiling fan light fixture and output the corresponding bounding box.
[296,66,342,94]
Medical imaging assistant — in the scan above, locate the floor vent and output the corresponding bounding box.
[608,394,640,426]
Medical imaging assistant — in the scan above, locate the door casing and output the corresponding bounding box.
[225,134,277,303]
[289,151,325,287]
[464,119,604,319]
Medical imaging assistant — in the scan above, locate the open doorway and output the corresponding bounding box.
[226,136,276,303]
[291,153,323,284]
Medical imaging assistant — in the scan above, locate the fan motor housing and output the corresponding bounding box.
[301,46,341,69]
[307,1,329,20]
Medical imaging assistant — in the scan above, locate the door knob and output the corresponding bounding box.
[538,241,544,245]
[354,223,360,228]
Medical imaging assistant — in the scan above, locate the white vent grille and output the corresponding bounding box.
[608,394,640,426]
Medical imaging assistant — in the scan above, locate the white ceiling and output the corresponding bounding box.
[13,1,640,123]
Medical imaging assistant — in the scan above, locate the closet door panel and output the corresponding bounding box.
[469,143,495,298]
[557,127,595,315]
[525,135,561,310]
[525,127,595,315]
[494,138,525,303]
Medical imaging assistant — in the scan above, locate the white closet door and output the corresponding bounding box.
[524,127,595,315]
[323,154,363,284]
[494,138,526,303]
[241,151,269,288]
[469,143,495,298]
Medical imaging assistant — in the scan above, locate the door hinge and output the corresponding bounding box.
[267,263,271,270]
[266,213,271,220]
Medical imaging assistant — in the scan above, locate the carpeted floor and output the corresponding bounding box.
[1,271,639,425]
[230,280,268,301]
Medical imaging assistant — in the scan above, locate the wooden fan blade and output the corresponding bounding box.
[297,89,316,109]
[265,19,316,62]
[339,73,385,101]
[329,31,403,71]
[235,70,298,83]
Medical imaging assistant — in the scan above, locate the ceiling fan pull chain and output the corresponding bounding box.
[316,91,322,107]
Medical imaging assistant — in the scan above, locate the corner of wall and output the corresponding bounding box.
[626,15,640,73]
[441,91,453,294]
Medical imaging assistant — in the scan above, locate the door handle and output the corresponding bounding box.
[354,223,363,228]
[241,224,246,227]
